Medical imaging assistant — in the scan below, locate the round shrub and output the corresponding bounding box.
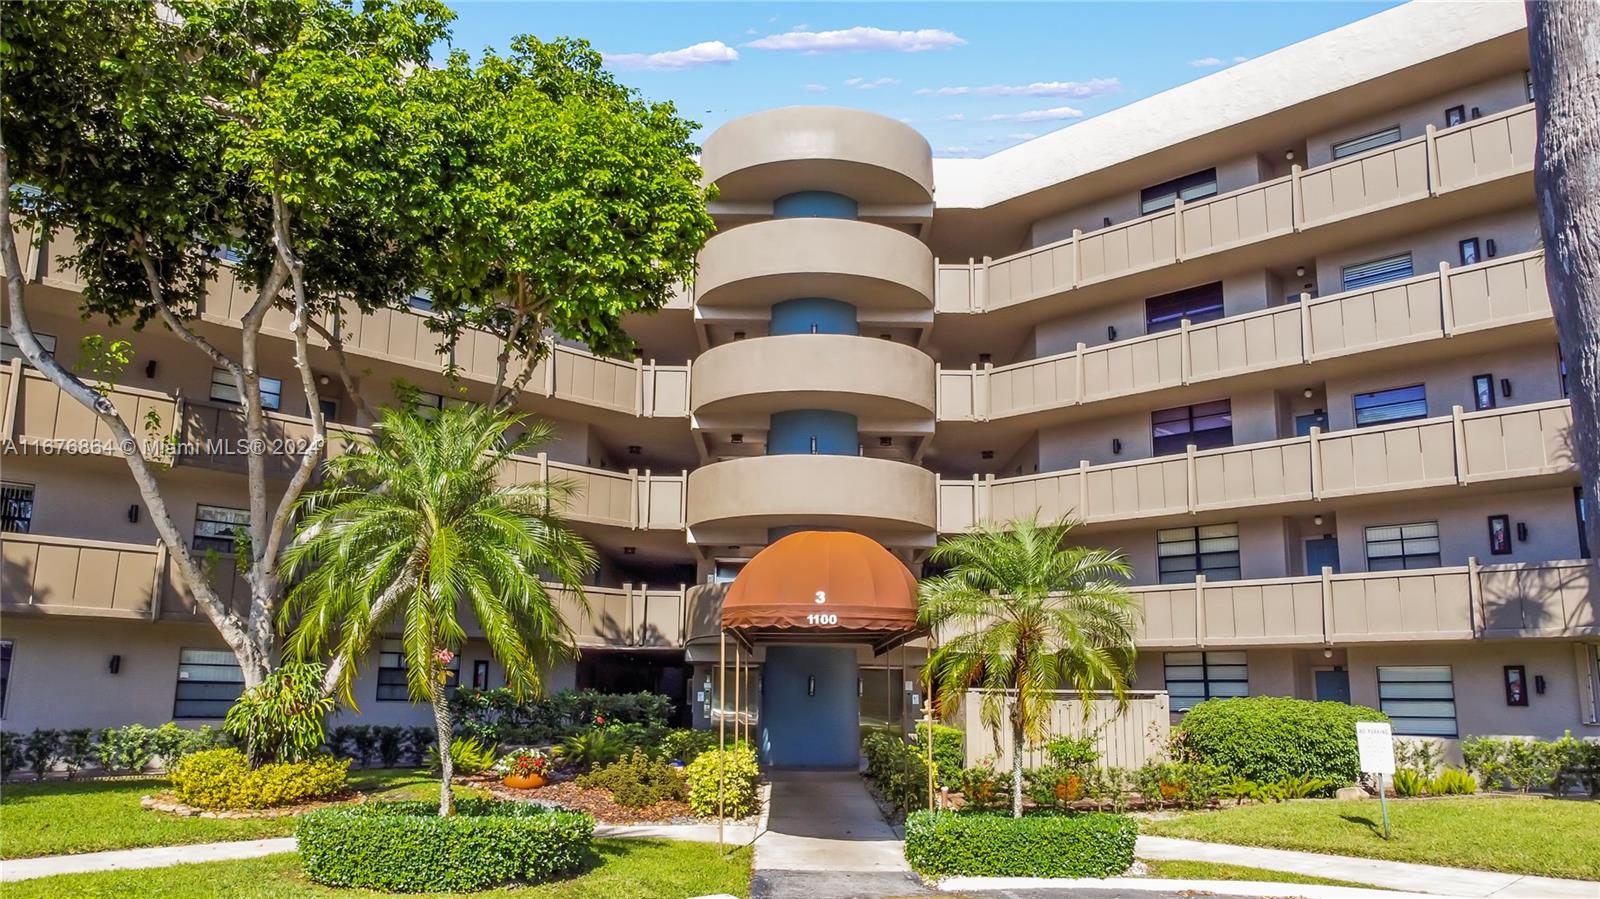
[915,723,965,789]
[169,748,349,810]
[1178,696,1387,784]
[577,748,686,808]
[684,743,759,818]
[904,810,1136,877]
[297,799,593,892]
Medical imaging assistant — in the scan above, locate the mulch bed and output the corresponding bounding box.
[141,791,363,819]
[482,777,700,824]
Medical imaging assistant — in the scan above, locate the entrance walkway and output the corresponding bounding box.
[750,769,927,898]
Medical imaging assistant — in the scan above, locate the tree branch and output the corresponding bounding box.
[321,574,414,698]
[306,315,378,423]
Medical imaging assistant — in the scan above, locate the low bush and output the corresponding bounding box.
[915,723,965,789]
[577,748,687,807]
[1430,767,1478,795]
[23,729,62,776]
[956,762,1011,812]
[657,727,718,764]
[0,731,22,778]
[904,810,1136,878]
[428,737,497,775]
[1177,696,1388,784]
[297,799,593,892]
[223,662,334,764]
[558,728,628,771]
[1395,737,1445,777]
[450,688,673,745]
[1133,761,1229,809]
[684,743,760,818]
[862,730,931,814]
[1391,768,1427,797]
[1462,732,1599,794]
[98,723,157,772]
[170,748,350,810]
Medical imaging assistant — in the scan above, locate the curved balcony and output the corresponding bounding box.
[691,334,935,423]
[701,106,933,205]
[686,455,937,540]
[695,217,934,311]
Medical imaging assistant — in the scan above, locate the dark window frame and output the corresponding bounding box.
[1332,125,1402,160]
[1,481,34,533]
[1459,237,1481,266]
[1377,665,1458,737]
[1472,374,1496,411]
[210,367,282,412]
[193,504,249,554]
[0,639,12,719]
[1164,650,1248,712]
[1152,399,1233,456]
[1445,105,1467,128]
[1145,282,1225,333]
[1139,168,1218,215]
[376,638,459,702]
[0,327,56,365]
[1157,523,1242,584]
[1365,520,1442,571]
[1488,514,1512,555]
[1354,384,1427,427]
[1341,253,1414,292]
[173,648,245,719]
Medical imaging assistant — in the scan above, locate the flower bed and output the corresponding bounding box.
[297,799,593,892]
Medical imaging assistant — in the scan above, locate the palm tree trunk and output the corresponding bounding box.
[1011,707,1025,819]
[431,684,455,816]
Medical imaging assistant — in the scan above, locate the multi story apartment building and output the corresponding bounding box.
[1,2,1595,763]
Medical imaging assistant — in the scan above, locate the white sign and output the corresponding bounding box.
[1356,721,1395,775]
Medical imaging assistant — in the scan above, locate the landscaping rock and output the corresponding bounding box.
[1336,785,1368,800]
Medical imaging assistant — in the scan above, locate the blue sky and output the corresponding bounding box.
[444,2,1406,157]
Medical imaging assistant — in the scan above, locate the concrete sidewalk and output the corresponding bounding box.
[750,770,927,898]
[0,838,296,882]
[1135,835,1600,899]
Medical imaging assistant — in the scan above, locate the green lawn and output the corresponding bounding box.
[3,840,753,898]
[1142,797,1600,881]
[1141,858,1384,889]
[0,768,463,859]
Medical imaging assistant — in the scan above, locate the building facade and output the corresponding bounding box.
[2,2,1595,761]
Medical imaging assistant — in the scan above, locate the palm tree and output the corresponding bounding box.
[918,515,1140,818]
[280,404,596,815]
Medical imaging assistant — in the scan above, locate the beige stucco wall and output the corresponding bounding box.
[1304,72,1529,168]
[1332,485,1584,573]
[1313,208,1541,299]
[1322,339,1562,429]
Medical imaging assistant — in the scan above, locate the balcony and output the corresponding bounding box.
[700,106,934,206]
[691,334,935,424]
[937,250,1551,422]
[686,454,937,545]
[1133,558,1596,648]
[935,104,1537,316]
[1,361,179,462]
[938,400,1574,532]
[694,217,934,312]
[551,583,688,648]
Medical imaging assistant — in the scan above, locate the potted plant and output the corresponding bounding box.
[495,749,553,790]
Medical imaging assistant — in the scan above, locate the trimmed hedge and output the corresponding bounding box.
[1178,696,1387,784]
[297,799,593,892]
[169,748,348,810]
[684,743,760,818]
[904,810,1136,878]
[916,723,965,789]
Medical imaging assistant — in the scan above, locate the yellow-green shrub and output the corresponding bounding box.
[169,747,349,810]
[684,743,759,818]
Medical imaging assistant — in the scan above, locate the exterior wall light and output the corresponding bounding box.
[109,654,122,674]
[807,675,816,697]
[1111,438,1122,455]
[127,505,140,524]
[144,360,158,379]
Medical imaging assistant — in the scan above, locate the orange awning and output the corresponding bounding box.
[722,531,921,648]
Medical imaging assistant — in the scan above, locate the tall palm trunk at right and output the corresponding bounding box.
[431,684,455,816]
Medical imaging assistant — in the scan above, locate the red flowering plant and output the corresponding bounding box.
[494,748,554,780]
[593,713,607,726]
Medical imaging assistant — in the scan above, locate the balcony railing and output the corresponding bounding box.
[937,250,1551,422]
[1,531,689,645]
[1133,557,1596,647]
[1,360,181,461]
[935,104,1536,315]
[938,399,1574,532]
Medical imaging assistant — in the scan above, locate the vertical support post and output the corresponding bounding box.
[1450,404,1468,485]
[1179,317,1193,384]
[733,645,741,751]
[1173,196,1187,261]
[1195,574,1208,648]
[1298,292,1314,361]
[1290,163,1304,229]
[1309,426,1324,500]
[1321,565,1336,645]
[717,629,726,851]
[150,540,169,621]
[3,356,22,439]
[975,256,991,312]
[981,360,994,421]
[1186,443,1199,513]
[1074,342,1087,403]
[1467,555,1483,638]
[1424,123,1441,196]
[1071,229,1083,288]
[1077,459,1091,521]
[1378,774,1392,839]
[1438,261,1456,337]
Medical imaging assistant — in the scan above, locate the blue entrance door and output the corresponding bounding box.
[1305,537,1340,574]
[1315,668,1351,704]
[760,646,859,769]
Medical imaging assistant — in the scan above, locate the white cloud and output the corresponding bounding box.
[1007,132,1039,141]
[605,41,738,71]
[943,113,966,121]
[979,105,1085,123]
[1190,55,1249,68]
[844,76,900,90]
[940,146,976,155]
[915,78,1120,98]
[803,83,828,92]
[747,26,966,53]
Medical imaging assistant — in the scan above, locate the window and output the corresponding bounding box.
[1560,350,1569,398]
[1377,665,1457,736]
[1341,253,1413,291]
[1445,105,1467,128]
[173,648,244,718]
[1140,168,1218,215]
[193,504,249,554]
[213,245,245,265]
[1472,374,1496,411]
[0,640,11,718]
[1164,651,1248,711]
[1145,282,1225,333]
[1577,488,1590,560]
[1332,125,1401,160]
[1152,400,1233,455]
[0,327,55,365]
[1459,238,1481,266]
[210,368,282,412]
[377,638,459,701]
[407,390,445,419]
[1488,514,1512,555]
[472,660,490,690]
[1157,523,1241,584]
[1354,384,1427,427]
[1365,521,1441,571]
[317,397,338,420]
[408,289,434,312]
[0,482,34,533]
[1526,69,1535,102]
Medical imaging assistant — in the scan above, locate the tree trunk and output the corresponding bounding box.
[1011,708,1025,819]
[431,683,455,817]
[1528,0,1600,559]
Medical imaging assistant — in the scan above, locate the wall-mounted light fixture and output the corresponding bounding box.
[879,436,892,447]
[1486,239,1498,257]
[1111,438,1123,455]
[1323,648,1333,659]
[109,654,122,674]
[1313,515,1324,526]
[733,331,745,340]
[127,505,140,524]
[317,374,330,386]
[1500,378,1512,398]
[144,360,158,379]
[623,546,636,555]
[978,353,992,365]
[1535,675,1547,695]
[807,675,816,697]
[1303,388,1315,399]
[731,434,743,444]
[1102,217,1113,228]
[1107,326,1118,341]
[1516,521,1529,543]
[1284,150,1296,161]
[980,450,994,460]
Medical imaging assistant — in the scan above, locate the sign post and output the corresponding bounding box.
[1355,721,1395,840]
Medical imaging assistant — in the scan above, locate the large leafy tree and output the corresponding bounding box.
[281,405,595,815]
[1,2,713,687]
[1527,1,1600,557]
[918,516,1140,818]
